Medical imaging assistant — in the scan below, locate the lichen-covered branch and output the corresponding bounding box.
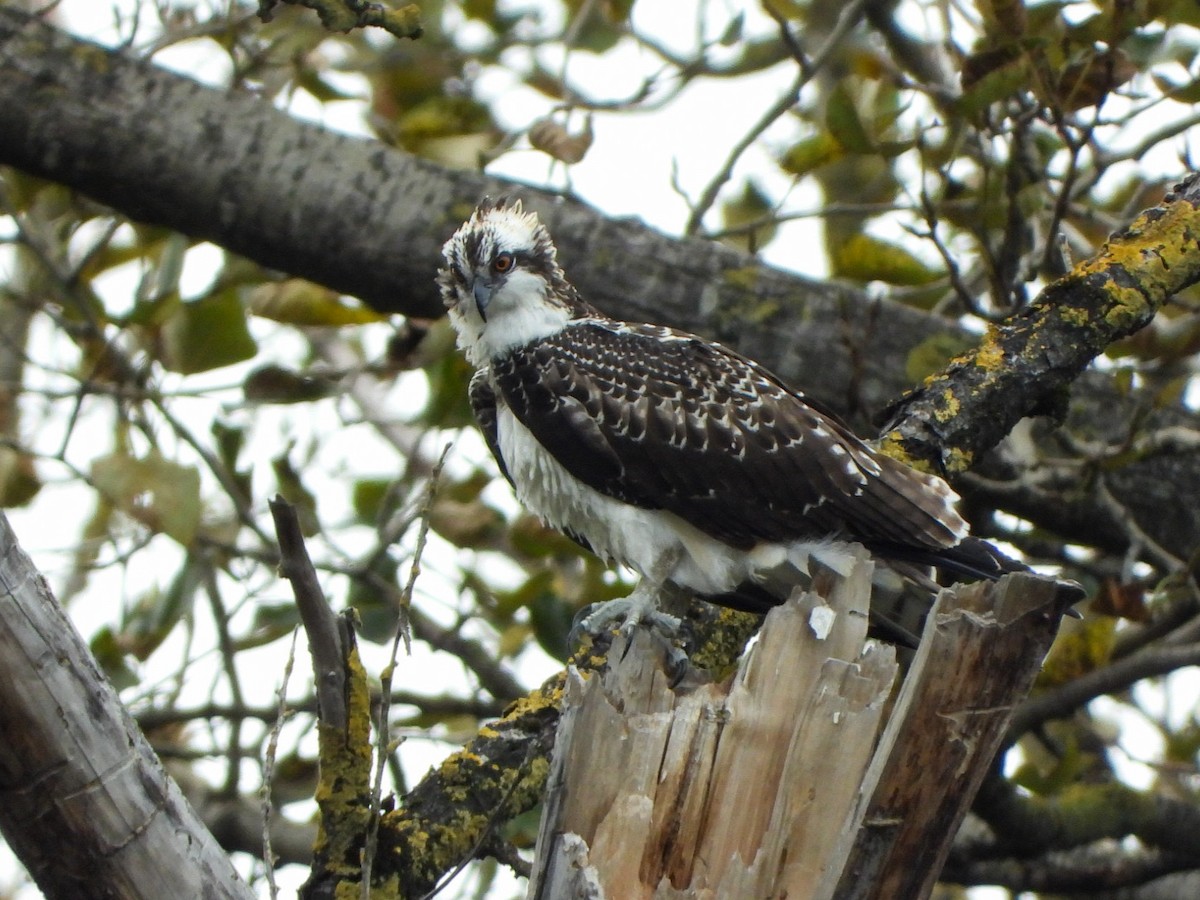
[382,676,562,896]
[269,497,374,897]
[973,773,1200,859]
[258,0,423,40]
[882,173,1200,474]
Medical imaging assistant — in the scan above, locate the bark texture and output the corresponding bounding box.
[0,512,254,900]
[833,574,1067,899]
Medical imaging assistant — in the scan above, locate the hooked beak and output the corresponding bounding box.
[472,279,493,322]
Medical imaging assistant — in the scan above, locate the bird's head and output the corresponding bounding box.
[438,197,584,367]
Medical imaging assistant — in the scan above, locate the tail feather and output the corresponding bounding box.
[868,537,1087,607]
[698,537,1085,651]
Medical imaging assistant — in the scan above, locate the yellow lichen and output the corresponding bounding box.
[934,389,960,422]
[942,445,975,473]
[876,431,923,469]
[715,267,782,326]
[1056,304,1091,327]
[1101,283,1151,331]
[973,335,1005,371]
[721,265,762,291]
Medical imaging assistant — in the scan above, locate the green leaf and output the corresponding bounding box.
[352,477,398,524]
[418,326,480,428]
[717,11,744,46]
[347,554,401,643]
[832,233,942,286]
[429,496,504,548]
[0,448,42,507]
[779,132,843,177]
[824,83,874,154]
[161,288,258,374]
[1156,72,1200,104]
[528,590,576,662]
[236,602,302,651]
[118,556,205,661]
[245,279,385,326]
[719,180,777,253]
[91,450,202,545]
[296,68,362,103]
[272,448,319,537]
[956,54,1033,118]
[461,0,497,21]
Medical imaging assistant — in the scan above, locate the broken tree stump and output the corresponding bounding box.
[528,548,897,899]
[527,546,1071,900]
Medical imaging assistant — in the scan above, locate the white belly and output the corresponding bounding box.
[495,408,853,596]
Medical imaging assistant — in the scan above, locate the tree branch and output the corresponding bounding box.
[882,173,1200,475]
[271,495,348,732]
[0,512,255,899]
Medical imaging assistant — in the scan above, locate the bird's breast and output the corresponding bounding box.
[491,405,825,597]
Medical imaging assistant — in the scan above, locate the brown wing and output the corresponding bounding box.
[491,319,965,552]
[468,368,512,487]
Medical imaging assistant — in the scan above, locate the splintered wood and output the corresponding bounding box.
[527,549,1069,900]
[528,547,898,899]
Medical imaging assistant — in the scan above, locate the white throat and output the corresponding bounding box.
[451,269,572,366]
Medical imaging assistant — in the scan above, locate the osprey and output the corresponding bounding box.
[438,197,1052,640]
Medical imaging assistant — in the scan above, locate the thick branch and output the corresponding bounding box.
[1005,641,1200,746]
[0,512,254,900]
[974,773,1200,859]
[883,174,1200,473]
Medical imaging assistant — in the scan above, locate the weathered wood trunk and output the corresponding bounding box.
[528,548,1067,900]
[0,513,255,900]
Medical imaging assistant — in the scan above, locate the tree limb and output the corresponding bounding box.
[270,495,348,731]
[0,512,255,900]
[882,174,1200,474]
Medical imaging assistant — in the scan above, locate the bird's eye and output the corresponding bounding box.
[492,253,515,274]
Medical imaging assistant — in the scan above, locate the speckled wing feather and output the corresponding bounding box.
[468,369,511,486]
[491,319,965,553]
[471,364,605,556]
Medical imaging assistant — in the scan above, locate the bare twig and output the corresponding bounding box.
[261,626,300,900]
[270,494,347,731]
[361,444,450,896]
[202,556,248,797]
[134,693,503,730]
[684,0,871,235]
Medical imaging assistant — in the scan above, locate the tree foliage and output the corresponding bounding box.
[3,0,1200,896]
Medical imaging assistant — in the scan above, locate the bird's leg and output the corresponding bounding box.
[570,550,694,674]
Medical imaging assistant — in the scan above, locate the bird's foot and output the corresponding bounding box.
[577,594,681,636]
[569,584,692,683]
